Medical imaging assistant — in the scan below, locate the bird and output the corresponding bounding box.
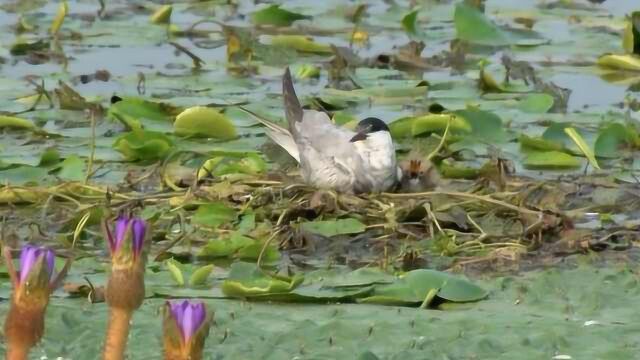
[398,157,440,192]
[242,67,400,193]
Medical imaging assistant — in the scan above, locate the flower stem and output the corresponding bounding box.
[6,343,30,360]
[103,307,133,360]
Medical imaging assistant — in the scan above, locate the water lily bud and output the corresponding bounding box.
[105,215,147,267]
[16,245,56,301]
[163,300,210,360]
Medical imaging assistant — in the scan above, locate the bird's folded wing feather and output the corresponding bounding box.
[237,106,300,162]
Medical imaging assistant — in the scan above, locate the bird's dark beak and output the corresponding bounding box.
[349,132,368,142]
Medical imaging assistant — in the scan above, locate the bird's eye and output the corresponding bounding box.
[419,171,425,176]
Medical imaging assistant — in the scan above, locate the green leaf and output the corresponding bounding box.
[564,127,600,170]
[270,35,332,53]
[49,1,68,35]
[519,134,565,152]
[359,269,487,306]
[389,113,470,138]
[192,202,237,229]
[0,115,36,130]
[221,262,298,297]
[174,106,237,139]
[112,130,173,161]
[524,151,581,169]
[518,93,554,114]
[251,4,310,27]
[322,267,395,288]
[401,10,420,36]
[150,5,172,24]
[10,39,49,56]
[109,97,177,131]
[454,3,509,46]
[165,258,185,286]
[454,3,544,46]
[57,155,85,181]
[594,123,632,159]
[454,108,507,142]
[0,165,49,185]
[300,218,366,237]
[189,264,214,287]
[597,54,640,72]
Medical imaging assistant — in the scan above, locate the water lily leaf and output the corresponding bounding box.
[623,12,640,55]
[518,93,554,114]
[189,264,214,287]
[519,134,565,152]
[251,4,310,27]
[322,267,395,288]
[564,127,600,169]
[454,108,506,142]
[55,81,88,111]
[594,123,632,158]
[300,218,366,237]
[192,202,237,229]
[269,35,332,53]
[112,130,173,161]
[165,258,185,286]
[0,115,36,130]
[0,165,50,185]
[389,113,470,138]
[198,154,266,179]
[401,10,420,37]
[109,97,177,130]
[150,5,172,24]
[49,1,68,35]
[56,155,85,181]
[454,3,544,46]
[174,106,237,139]
[295,64,321,79]
[39,148,61,167]
[597,54,640,72]
[359,269,487,306]
[221,262,298,297]
[524,151,581,169]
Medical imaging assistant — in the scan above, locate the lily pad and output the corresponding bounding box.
[192,202,237,229]
[594,123,632,158]
[221,262,300,297]
[251,4,310,27]
[112,130,173,161]
[174,106,237,139]
[524,151,581,169]
[300,218,366,237]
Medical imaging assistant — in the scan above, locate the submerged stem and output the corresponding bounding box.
[103,307,133,360]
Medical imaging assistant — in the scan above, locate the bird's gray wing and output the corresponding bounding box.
[282,67,303,138]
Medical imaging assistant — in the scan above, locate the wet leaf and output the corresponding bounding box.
[300,218,366,237]
[56,155,85,181]
[10,39,49,56]
[269,35,332,53]
[322,267,395,288]
[519,134,565,152]
[401,10,420,37]
[518,93,554,114]
[150,5,172,24]
[454,108,507,142]
[564,127,600,169]
[221,262,298,297]
[524,151,581,169]
[0,165,49,185]
[192,202,237,229]
[109,97,177,131]
[165,258,185,286]
[389,113,470,138]
[189,264,214,287]
[251,4,310,27]
[174,106,237,139]
[0,115,36,130]
[359,269,487,306]
[112,130,173,161]
[597,54,640,72]
[594,123,631,158]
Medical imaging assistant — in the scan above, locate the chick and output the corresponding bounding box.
[398,158,440,192]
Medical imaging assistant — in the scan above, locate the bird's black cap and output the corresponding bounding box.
[350,117,389,142]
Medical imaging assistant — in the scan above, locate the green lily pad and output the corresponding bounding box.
[189,264,214,287]
[112,130,173,161]
[109,97,177,131]
[389,113,471,138]
[251,4,310,27]
[518,93,555,114]
[524,151,581,169]
[174,106,237,139]
[192,202,237,229]
[359,269,488,306]
[56,155,85,181]
[300,218,366,237]
[401,9,420,37]
[594,123,632,158]
[269,35,332,53]
[0,115,36,130]
[454,108,507,142]
[221,262,300,297]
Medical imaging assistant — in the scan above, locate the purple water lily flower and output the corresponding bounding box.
[19,245,55,285]
[168,300,207,343]
[106,215,146,257]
